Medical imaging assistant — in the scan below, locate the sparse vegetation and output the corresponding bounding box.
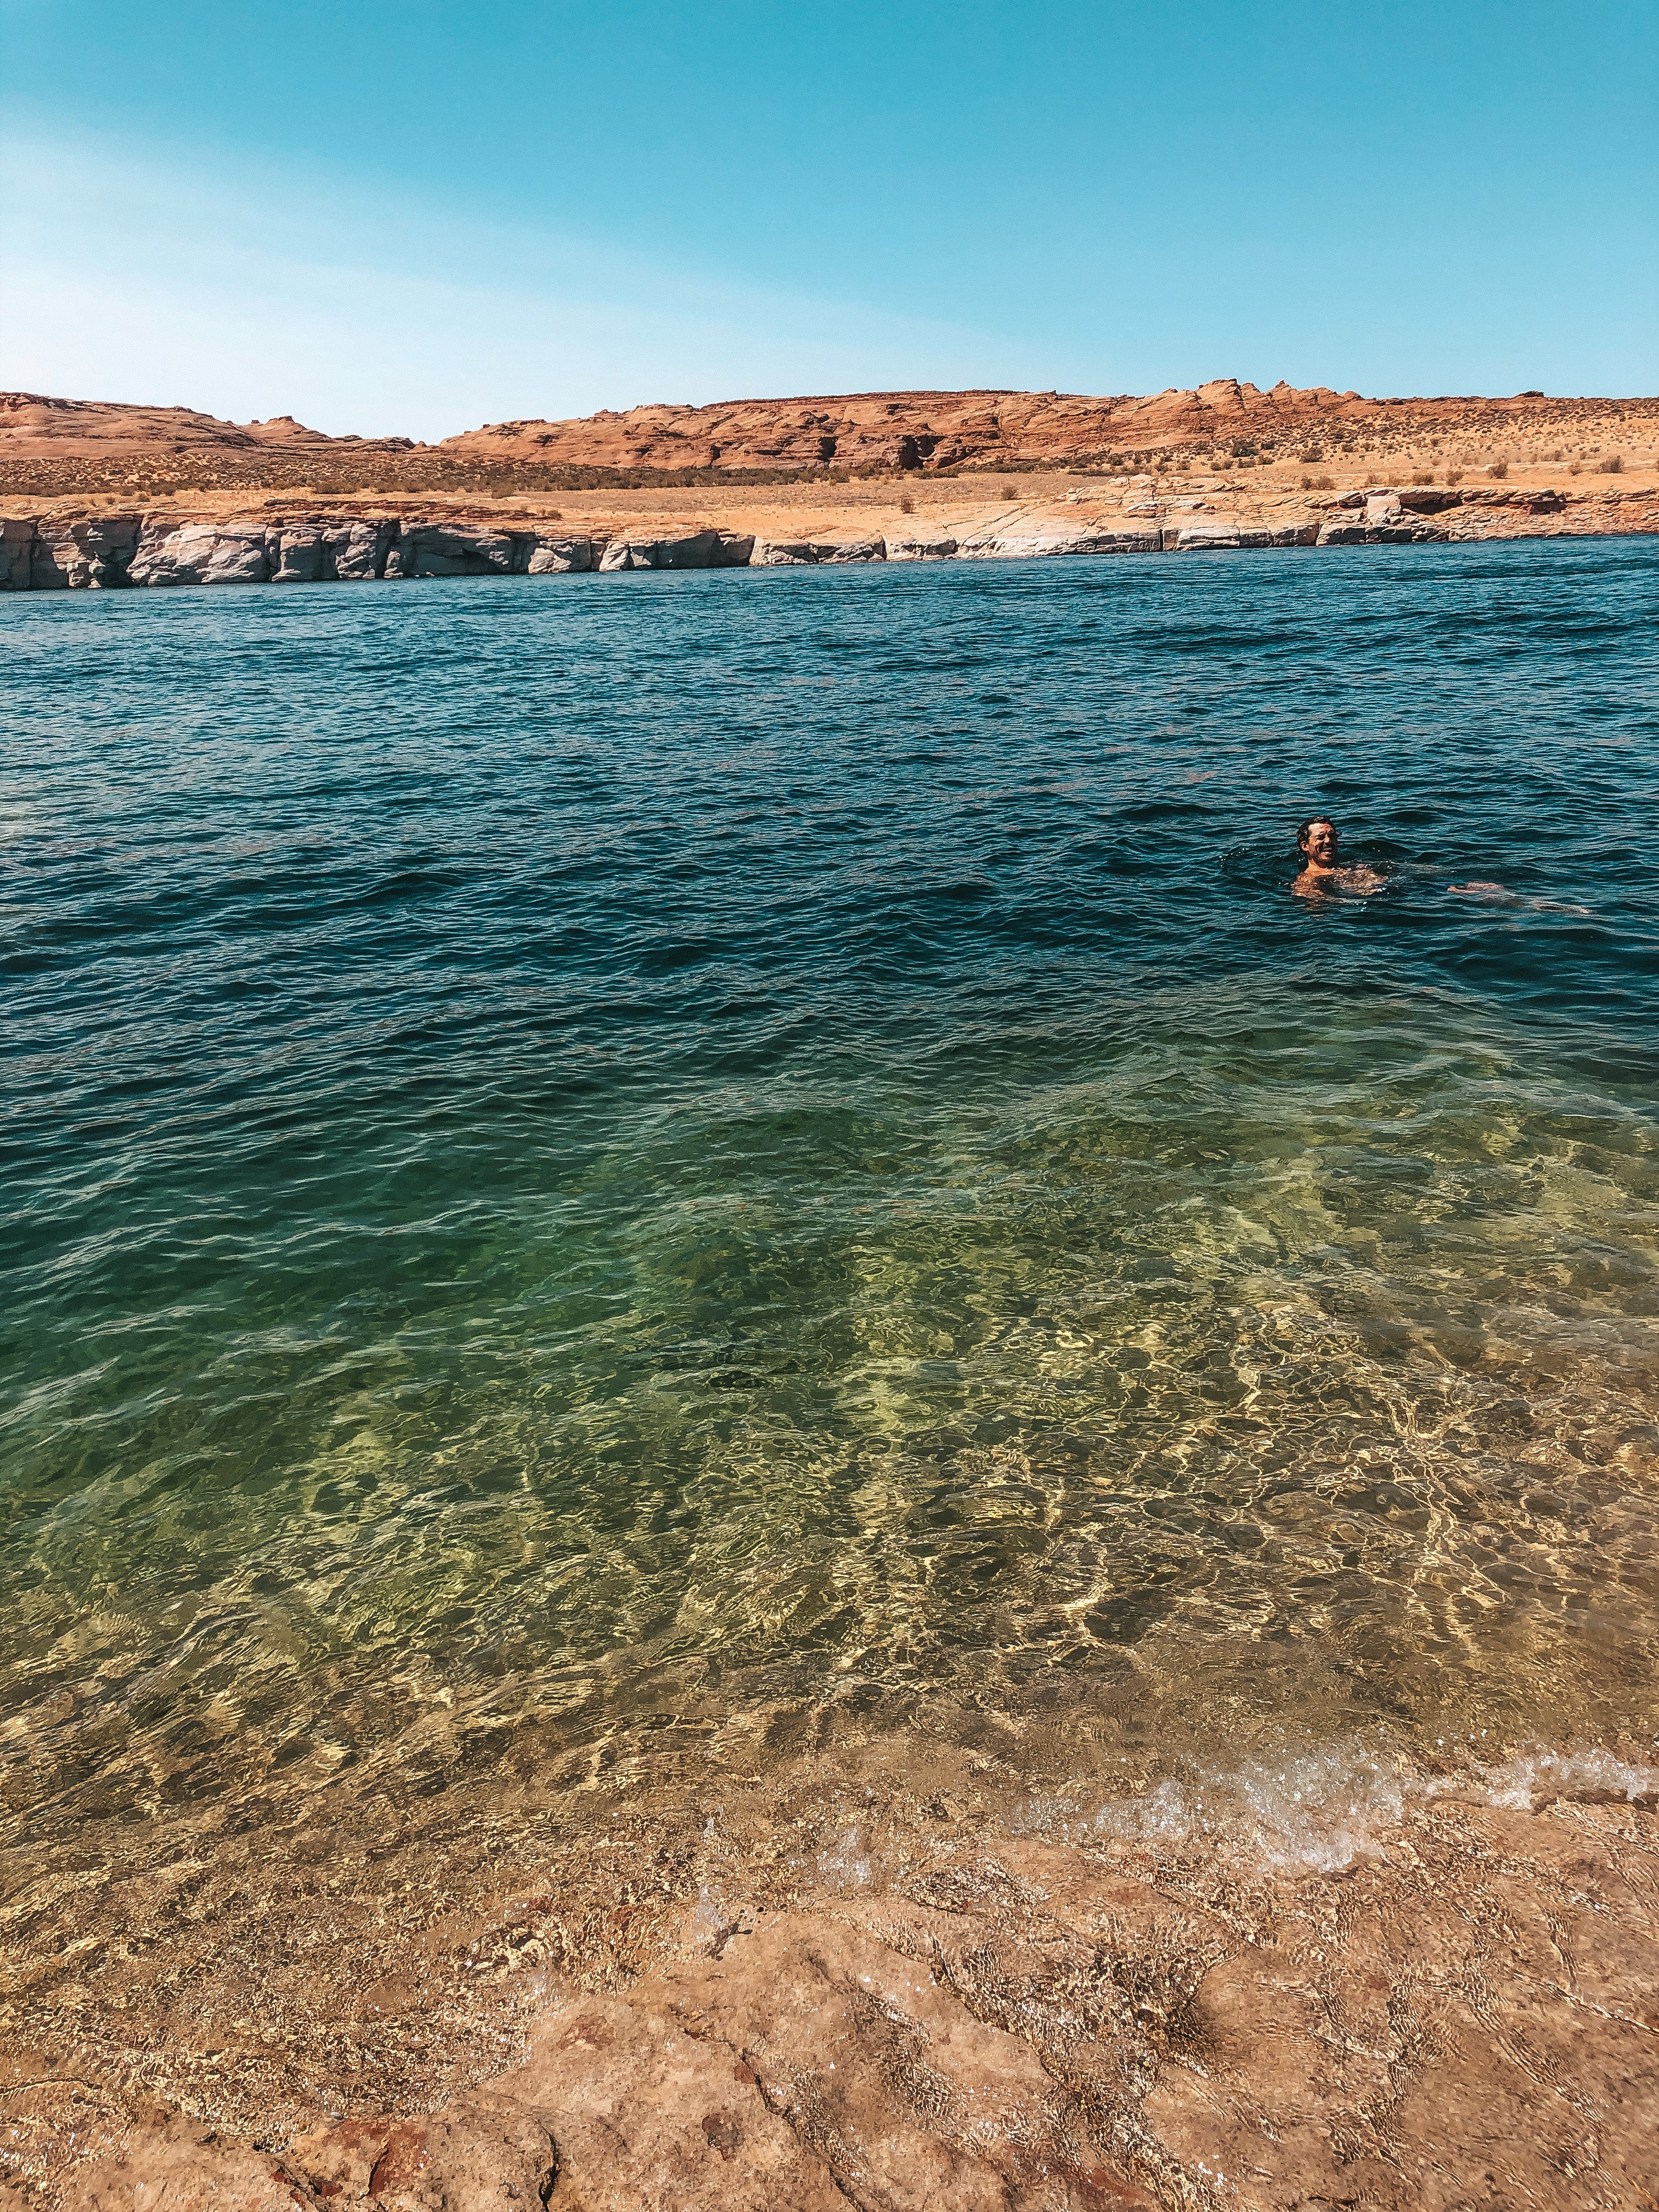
[1597,455,1624,473]
[898,494,915,514]
[1487,460,1509,480]
[1446,468,1464,486]
[1410,471,1435,486]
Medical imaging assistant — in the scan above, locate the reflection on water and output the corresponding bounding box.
[10,985,1659,1835]
[2,538,1657,2130]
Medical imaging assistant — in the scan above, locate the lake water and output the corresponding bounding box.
[5,538,1658,2118]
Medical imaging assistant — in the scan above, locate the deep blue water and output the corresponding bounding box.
[4,538,1658,1874]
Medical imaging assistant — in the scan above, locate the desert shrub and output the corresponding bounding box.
[899,494,915,514]
[1410,471,1435,485]
[1487,459,1509,479]
[1306,474,1334,490]
[1596,454,1624,473]
[1446,468,1464,486]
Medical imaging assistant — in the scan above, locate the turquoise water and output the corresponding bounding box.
[4,540,1658,1905]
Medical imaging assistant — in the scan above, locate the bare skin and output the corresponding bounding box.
[1293,818,1386,898]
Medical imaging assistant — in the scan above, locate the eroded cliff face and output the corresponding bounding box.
[438,379,1391,475]
[0,514,601,588]
[0,481,1637,591]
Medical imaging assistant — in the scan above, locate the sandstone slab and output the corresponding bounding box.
[128,520,272,585]
[526,536,595,573]
[957,526,1160,558]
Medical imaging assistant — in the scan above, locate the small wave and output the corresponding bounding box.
[1021,1739,1659,1875]
[1456,1744,1659,1813]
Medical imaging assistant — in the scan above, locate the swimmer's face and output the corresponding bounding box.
[1301,820,1339,865]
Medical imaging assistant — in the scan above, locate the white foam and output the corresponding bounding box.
[815,1822,874,1891]
[1072,1747,1407,1873]
[1457,1745,1659,1812]
[1031,1739,1658,1876]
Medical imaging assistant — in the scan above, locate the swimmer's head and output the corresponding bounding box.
[1297,817,1338,867]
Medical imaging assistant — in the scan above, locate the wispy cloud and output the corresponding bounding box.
[0,122,1041,437]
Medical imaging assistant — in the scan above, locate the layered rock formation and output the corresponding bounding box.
[0,477,1642,592]
[435,379,1621,475]
[0,512,603,588]
[0,390,414,461]
[3,383,1653,501]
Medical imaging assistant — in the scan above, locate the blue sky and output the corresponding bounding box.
[2,1,1654,438]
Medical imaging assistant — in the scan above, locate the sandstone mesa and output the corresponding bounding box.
[1,380,1655,592]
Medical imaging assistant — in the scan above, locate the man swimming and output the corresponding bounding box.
[1293,817,1386,897]
[1294,819,1587,910]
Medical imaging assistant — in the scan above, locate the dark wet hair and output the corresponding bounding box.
[1296,816,1336,852]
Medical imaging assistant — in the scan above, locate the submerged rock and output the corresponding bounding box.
[50,1790,1659,2211]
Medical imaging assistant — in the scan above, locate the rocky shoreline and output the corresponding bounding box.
[15,1763,1659,2211]
[0,483,1637,591]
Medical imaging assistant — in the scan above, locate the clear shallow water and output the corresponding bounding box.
[4,539,1659,1908]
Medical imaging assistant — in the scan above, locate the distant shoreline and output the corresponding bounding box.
[7,378,1655,588]
[3,485,1655,593]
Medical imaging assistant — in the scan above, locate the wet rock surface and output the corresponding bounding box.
[16,1787,1659,2211]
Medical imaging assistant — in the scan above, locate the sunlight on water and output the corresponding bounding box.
[3,538,1657,2120]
